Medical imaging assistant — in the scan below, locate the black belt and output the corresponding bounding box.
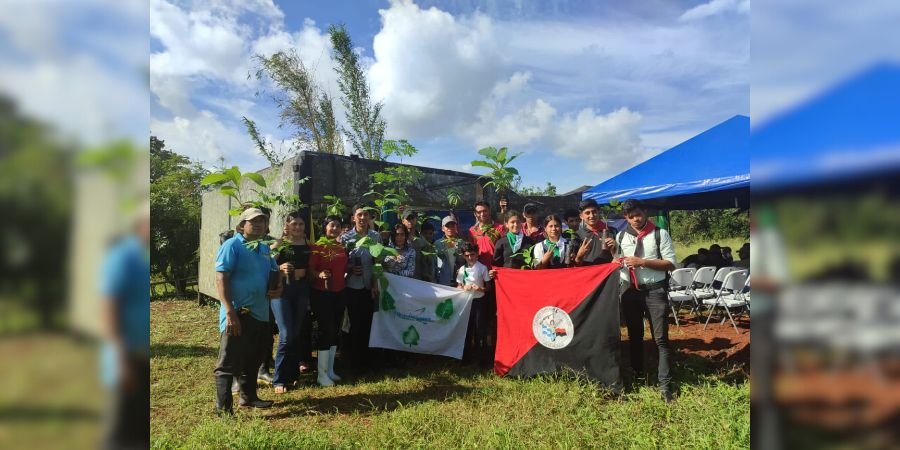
[621,279,669,292]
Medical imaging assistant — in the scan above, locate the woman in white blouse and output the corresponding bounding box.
[533,215,571,269]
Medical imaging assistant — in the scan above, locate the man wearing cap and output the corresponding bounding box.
[213,208,282,414]
[435,215,467,286]
[401,209,436,283]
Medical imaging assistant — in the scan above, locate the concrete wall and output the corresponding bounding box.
[198,156,299,301]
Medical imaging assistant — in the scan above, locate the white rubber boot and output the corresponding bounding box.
[316,350,334,386]
[327,345,342,381]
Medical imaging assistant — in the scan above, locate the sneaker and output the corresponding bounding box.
[299,362,310,374]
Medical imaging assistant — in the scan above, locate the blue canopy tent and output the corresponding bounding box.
[582,115,749,210]
[752,63,900,194]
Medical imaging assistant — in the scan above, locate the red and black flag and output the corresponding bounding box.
[494,263,622,390]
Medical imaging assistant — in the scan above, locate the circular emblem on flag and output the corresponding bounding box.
[532,307,574,349]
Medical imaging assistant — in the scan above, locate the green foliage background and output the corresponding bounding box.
[151,136,207,293]
[669,209,749,244]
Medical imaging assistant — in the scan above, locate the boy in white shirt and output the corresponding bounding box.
[457,243,490,297]
[457,243,491,366]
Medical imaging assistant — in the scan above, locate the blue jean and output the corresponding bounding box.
[270,278,309,386]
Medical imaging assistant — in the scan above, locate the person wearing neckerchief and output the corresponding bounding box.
[615,199,677,404]
[572,199,618,266]
[468,201,505,269]
[492,210,538,269]
[532,214,571,269]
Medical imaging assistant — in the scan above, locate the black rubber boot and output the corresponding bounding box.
[215,376,234,415]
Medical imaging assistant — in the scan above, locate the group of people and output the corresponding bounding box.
[212,197,679,415]
[681,242,750,270]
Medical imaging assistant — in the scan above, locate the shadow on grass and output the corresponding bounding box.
[151,343,218,358]
[618,339,750,394]
[268,372,474,419]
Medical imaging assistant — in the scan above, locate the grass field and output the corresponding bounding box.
[150,299,750,449]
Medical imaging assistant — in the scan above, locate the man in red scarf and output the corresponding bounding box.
[467,200,505,366]
[616,199,677,403]
[573,199,618,266]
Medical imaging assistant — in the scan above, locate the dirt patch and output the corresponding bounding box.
[670,315,750,366]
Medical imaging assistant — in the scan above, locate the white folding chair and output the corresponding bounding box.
[694,266,735,301]
[666,268,695,327]
[702,269,749,333]
[690,266,718,300]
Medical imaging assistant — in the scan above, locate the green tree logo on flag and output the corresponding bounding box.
[402,326,420,347]
[380,290,396,311]
[435,299,454,320]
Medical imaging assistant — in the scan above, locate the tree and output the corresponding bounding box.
[151,136,208,295]
[0,96,72,329]
[518,181,558,196]
[669,209,749,243]
[329,24,386,160]
[254,50,342,154]
[316,92,344,155]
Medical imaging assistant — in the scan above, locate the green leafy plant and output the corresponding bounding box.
[322,194,347,218]
[470,146,522,196]
[510,243,539,269]
[200,166,267,216]
[382,139,418,162]
[364,166,424,231]
[352,235,400,291]
[447,188,461,213]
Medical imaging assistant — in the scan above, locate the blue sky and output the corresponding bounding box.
[3,0,899,194]
[148,0,752,193]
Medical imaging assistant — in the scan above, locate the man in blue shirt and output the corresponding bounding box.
[100,206,150,448]
[213,208,281,414]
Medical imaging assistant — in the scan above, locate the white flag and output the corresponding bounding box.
[369,273,474,359]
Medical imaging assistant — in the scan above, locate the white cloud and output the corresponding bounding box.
[366,2,660,177]
[0,56,148,145]
[149,0,348,165]
[0,0,149,145]
[679,0,750,22]
[552,107,644,173]
[150,110,258,168]
[369,0,504,139]
[466,98,556,148]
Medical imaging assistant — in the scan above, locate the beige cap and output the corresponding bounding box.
[238,208,267,223]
